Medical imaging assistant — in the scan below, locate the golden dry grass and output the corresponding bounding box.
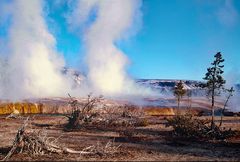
[0,102,42,115]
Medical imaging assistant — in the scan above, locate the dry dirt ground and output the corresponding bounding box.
[0,114,240,161]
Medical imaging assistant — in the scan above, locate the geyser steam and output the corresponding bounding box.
[0,0,154,100]
[69,0,147,96]
[1,0,71,100]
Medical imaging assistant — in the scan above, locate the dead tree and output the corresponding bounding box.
[219,87,234,127]
[65,93,103,129]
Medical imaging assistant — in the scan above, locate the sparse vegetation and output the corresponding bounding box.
[65,93,103,129]
[1,107,240,161]
[166,114,238,141]
[201,52,226,129]
[0,91,239,161]
[93,104,146,128]
[202,52,226,129]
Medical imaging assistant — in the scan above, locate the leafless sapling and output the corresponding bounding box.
[219,87,234,127]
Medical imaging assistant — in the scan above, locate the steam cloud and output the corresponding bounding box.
[0,0,153,100]
[0,0,238,108]
[0,0,72,100]
[68,0,153,97]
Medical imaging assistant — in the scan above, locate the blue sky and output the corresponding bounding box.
[121,0,240,80]
[1,0,240,81]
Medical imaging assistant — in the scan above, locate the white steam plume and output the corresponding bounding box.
[1,0,72,100]
[68,0,154,97]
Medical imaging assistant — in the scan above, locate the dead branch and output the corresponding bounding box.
[2,117,120,161]
[5,106,22,120]
[81,139,121,156]
[2,118,84,161]
[3,117,29,161]
[65,94,103,129]
[219,87,234,127]
[5,113,19,119]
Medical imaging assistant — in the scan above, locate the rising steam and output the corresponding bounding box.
[0,0,153,100]
[0,0,72,100]
[68,0,152,97]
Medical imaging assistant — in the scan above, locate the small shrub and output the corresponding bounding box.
[65,94,102,129]
[166,115,237,141]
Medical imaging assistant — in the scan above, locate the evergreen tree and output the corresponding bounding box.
[202,52,226,128]
[174,80,186,110]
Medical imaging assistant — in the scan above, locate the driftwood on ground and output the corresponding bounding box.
[2,117,120,161]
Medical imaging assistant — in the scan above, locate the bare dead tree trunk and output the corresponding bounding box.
[211,92,215,129]
[219,91,232,127]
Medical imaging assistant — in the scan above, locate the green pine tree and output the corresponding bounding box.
[202,52,226,129]
[174,80,186,110]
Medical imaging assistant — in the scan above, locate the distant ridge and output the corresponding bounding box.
[62,67,240,93]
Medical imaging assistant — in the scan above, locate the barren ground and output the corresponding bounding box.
[0,113,240,161]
